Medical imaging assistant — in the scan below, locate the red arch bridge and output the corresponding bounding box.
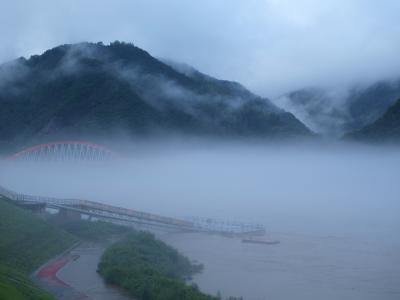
[9,141,117,162]
[3,140,265,235]
[0,185,265,236]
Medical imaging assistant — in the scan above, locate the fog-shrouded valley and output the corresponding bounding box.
[1,1,400,300]
[1,141,400,300]
[2,140,400,240]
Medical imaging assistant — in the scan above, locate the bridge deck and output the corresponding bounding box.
[0,185,265,236]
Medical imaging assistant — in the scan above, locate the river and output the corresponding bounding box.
[160,231,400,300]
[56,243,132,300]
[4,143,400,299]
[53,230,400,300]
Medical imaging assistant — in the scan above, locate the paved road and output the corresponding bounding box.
[34,243,132,300]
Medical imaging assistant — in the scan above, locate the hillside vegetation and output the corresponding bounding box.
[0,197,76,300]
[0,265,55,300]
[0,197,131,300]
[346,98,400,142]
[0,198,76,273]
[0,41,311,150]
[0,197,240,300]
[279,80,400,137]
[98,231,216,300]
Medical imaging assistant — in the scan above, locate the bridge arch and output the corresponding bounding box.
[9,141,117,162]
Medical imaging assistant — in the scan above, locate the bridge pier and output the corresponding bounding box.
[13,201,47,219]
[58,208,82,222]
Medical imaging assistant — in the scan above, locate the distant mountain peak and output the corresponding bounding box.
[0,41,312,148]
[276,79,400,138]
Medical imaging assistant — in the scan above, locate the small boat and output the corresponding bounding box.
[241,238,280,245]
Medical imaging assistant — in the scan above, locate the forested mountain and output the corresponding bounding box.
[345,99,400,142]
[0,41,311,149]
[275,80,400,137]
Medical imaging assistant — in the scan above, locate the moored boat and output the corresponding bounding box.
[241,238,280,245]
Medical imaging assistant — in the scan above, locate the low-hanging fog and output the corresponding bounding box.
[1,141,400,243]
[3,0,400,97]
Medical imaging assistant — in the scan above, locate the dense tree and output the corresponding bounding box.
[0,41,311,152]
[345,98,400,142]
[98,231,216,300]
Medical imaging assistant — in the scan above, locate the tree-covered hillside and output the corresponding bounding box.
[276,80,400,136]
[346,99,400,142]
[98,231,216,300]
[0,41,311,150]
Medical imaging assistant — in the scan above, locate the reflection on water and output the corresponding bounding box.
[160,231,400,300]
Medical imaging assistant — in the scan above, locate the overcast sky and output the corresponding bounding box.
[2,0,400,97]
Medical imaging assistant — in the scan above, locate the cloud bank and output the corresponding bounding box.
[1,0,400,97]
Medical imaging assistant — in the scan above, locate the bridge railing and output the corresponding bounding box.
[0,185,193,228]
[76,199,193,227]
[0,185,265,235]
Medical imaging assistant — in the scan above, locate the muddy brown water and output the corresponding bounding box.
[158,231,400,300]
[56,243,132,300]
[56,231,400,300]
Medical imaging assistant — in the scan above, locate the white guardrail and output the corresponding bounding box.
[0,185,266,235]
[0,185,193,228]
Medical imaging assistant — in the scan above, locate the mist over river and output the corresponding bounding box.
[1,141,400,299]
[160,230,400,300]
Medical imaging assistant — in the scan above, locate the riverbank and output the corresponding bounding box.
[98,231,216,300]
[34,242,132,300]
[0,197,135,300]
[33,249,89,300]
[0,197,220,300]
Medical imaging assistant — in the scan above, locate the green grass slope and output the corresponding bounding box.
[0,198,76,273]
[0,197,77,300]
[0,265,55,300]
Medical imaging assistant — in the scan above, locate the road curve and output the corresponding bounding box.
[34,254,90,299]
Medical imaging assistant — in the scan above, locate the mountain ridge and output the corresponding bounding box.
[0,41,312,149]
[275,80,400,137]
[345,98,400,142]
